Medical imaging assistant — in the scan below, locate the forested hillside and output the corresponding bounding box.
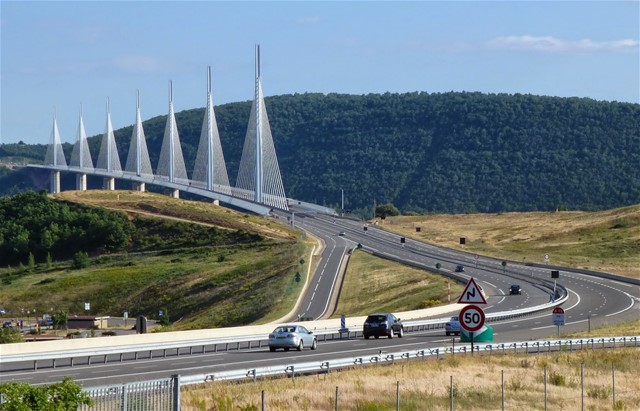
[2,92,639,213]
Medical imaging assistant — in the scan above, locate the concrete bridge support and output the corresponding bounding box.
[132,182,146,192]
[50,171,61,194]
[76,174,87,191]
[104,177,115,190]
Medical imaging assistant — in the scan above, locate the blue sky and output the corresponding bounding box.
[1,1,638,145]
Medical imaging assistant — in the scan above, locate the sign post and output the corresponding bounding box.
[459,304,486,354]
[552,307,565,337]
[551,270,560,300]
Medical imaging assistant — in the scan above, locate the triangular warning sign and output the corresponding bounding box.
[457,277,487,304]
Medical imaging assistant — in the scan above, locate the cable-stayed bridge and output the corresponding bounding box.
[30,46,319,216]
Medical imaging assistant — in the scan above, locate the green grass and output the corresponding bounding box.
[333,250,465,316]
[0,191,305,330]
[0,242,303,329]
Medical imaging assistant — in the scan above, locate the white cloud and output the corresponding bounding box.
[488,35,639,53]
[112,55,162,72]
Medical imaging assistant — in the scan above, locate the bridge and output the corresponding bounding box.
[30,45,312,216]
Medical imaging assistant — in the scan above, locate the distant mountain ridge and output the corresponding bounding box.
[1,91,639,213]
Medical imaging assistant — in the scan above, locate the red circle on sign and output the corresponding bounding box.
[553,307,564,314]
[459,305,486,332]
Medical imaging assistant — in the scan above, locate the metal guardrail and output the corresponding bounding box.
[0,286,569,372]
[179,336,639,385]
[3,336,636,410]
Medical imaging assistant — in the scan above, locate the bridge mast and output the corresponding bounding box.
[207,67,214,191]
[44,108,67,193]
[255,44,263,204]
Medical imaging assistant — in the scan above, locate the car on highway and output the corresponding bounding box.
[479,284,487,299]
[363,313,404,339]
[509,284,522,295]
[338,231,346,236]
[454,264,465,272]
[445,315,461,336]
[268,325,317,352]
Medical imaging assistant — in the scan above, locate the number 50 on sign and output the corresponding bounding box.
[459,305,486,332]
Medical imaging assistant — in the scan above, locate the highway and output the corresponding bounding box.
[295,213,638,322]
[2,212,638,388]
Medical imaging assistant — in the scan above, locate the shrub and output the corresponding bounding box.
[0,377,94,410]
[71,251,90,269]
[587,386,612,399]
[0,328,24,344]
[419,299,440,308]
[549,371,566,386]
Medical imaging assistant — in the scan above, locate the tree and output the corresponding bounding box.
[375,203,400,219]
[0,377,94,410]
[46,252,52,269]
[27,252,35,270]
[0,328,24,344]
[71,251,89,269]
[52,310,68,331]
[159,308,170,326]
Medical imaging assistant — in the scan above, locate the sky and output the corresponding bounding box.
[1,1,638,146]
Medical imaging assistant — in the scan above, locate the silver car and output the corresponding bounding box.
[268,325,317,352]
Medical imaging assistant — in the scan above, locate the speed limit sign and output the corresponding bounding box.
[459,305,486,332]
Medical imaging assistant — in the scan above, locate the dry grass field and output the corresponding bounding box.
[182,341,639,411]
[378,205,640,279]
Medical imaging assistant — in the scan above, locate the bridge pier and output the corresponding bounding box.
[103,177,115,190]
[132,182,146,192]
[170,189,179,199]
[76,174,87,191]
[50,171,61,194]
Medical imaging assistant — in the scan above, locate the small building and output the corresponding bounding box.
[67,316,109,329]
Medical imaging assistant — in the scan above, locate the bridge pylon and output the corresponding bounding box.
[235,45,288,210]
[44,111,67,194]
[125,91,154,192]
[69,105,94,191]
[157,81,189,198]
[96,98,122,190]
[192,67,231,195]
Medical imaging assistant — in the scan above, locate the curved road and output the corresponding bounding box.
[3,213,638,387]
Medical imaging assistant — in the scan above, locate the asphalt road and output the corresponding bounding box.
[2,212,637,387]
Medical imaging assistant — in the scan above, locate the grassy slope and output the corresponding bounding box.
[378,205,640,278]
[0,191,309,330]
[53,190,297,241]
[333,250,465,317]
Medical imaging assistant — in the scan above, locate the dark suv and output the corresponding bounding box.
[509,284,522,295]
[363,313,404,339]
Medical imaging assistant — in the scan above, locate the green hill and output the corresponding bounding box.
[2,92,639,213]
[0,191,306,330]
